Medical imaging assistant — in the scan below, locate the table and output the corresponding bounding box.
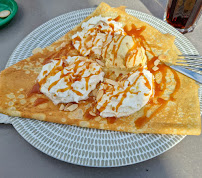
[0,0,201,177]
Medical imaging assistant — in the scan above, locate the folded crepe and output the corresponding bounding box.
[0,2,201,135]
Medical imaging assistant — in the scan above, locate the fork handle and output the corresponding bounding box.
[170,65,202,84]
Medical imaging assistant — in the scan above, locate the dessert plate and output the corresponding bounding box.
[6,8,201,167]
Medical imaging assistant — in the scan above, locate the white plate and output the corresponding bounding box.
[6,8,201,167]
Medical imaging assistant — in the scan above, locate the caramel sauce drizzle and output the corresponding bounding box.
[98,23,180,127]
[98,70,148,113]
[43,70,47,76]
[73,18,126,63]
[125,39,138,66]
[71,88,83,96]
[115,73,123,81]
[113,36,126,65]
[74,36,81,41]
[107,117,117,124]
[72,36,82,53]
[84,108,96,120]
[39,60,62,86]
[99,100,109,112]
[27,43,77,101]
[104,35,127,66]
[27,82,42,97]
[57,86,70,93]
[109,23,114,31]
[73,27,110,56]
[144,93,149,96]
[104,42,111,58]
[114,74,142,112]
[122,24,181,129]
[91,29,98,44]
[84,97,100,120]
[34,98,49,106]
[143,75,151,90]
[30,19,180,127]
[85,95,117,124]
[27,83,49,106]
[38,57,102,98]
[104,33,110,44]
[124,24,146,37]
[135,59,181,129]
[114,15,121,22]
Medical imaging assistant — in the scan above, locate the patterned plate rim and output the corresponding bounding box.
[11,117,186,167]
[7,8,200,167]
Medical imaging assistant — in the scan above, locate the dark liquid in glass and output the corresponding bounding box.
[165,0,202,30]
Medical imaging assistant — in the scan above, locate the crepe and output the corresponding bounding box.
[0,2,201,135]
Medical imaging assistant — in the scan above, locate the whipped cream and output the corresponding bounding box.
[72,15,126,57]
[96,68,154,118]
[72,15,147,69]
[81,15,124,32]
[37,56,104,105]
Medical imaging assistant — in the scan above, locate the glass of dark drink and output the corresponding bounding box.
[164,0,202,34]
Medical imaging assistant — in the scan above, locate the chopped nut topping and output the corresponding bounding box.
[89,63,95,69]
[118,81,124,88]
[92,107,97,113]
[94,20,108,28]
[154,59,160,66]
[64,104,78,111]
[56,42,68,51]
[103,84,107,90]
[89,111,96,116]
[64,103,71,111]
[96,59,104,67]
[108,85,113,90]
[120,75,128,81]
[92,89,98,96]
[152,66,159,71]
[105,79,118,86]
[85,41,93,48]
[84,36,93,48]
[60,42,68,48]
[96,90,104,101]
[59,104,65,111]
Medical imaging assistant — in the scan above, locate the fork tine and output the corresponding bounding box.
[182,57,202,61]
[180,57,202,61]
[177,59,202,64]
[185,66,202,72]
[174,63,202,72]
[176,60,202,65]
[176,64,202,70]
[179,54,199,56]
[176,54,202,72]
[177,57,202,65]
[178,54,202,59]
[176,60,202,66]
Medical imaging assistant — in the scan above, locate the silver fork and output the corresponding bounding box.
[169,54,202,84]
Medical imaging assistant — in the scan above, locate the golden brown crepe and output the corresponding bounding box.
[0,2,201,135]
